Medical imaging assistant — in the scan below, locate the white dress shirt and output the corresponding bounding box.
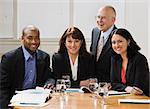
[69,55,78,81]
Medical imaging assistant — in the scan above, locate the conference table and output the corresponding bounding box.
[13,92,150,109]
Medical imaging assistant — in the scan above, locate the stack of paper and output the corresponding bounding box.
[118,99,150,104]
[9,87,51,107]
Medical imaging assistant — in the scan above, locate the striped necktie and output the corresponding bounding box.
[96,34,104,61]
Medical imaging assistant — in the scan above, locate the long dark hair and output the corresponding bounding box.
[58,27,88,55]
[111,28,141,58]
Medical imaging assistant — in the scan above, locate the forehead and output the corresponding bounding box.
[112,34,126,40]
[66,36,73,40]
[66,35,80,40]
[97,7,113,16]
[24,29,39,36]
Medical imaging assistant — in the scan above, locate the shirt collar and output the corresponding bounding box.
[102,25,114,40]
[22,46,35,61]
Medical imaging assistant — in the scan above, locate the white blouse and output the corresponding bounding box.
[69,55,78,81]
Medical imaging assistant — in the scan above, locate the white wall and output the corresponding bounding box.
[124,0,149,60]
[0,0,14,38]
[148,0,150,65]
[0,0,150,66]
[17,0,70,38]
[16,0,125,39]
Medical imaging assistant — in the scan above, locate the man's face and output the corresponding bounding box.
[22,30,40,54]
[96,7,116,32]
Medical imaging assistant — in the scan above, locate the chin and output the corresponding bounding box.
[114,51,121,54]
[116,52,121,55]
[70,52,78,55]
[30,49,37,53]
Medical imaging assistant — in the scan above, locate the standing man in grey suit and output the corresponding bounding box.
[90,5,117,82]
[0,25,55,108]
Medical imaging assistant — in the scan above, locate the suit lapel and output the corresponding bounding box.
[77,55,82,80]
[16,47,25,88]
[64,53,73,79]
[100,36,111,57]
[117,58,122,82]
[99,26,117,58]
[95,30,101,50]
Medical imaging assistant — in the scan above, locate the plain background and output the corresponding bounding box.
[0,0,150,66]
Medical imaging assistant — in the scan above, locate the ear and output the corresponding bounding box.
[128,40,130,46]
[21,35,24,40]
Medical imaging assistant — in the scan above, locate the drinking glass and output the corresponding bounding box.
[62,75,71,89]
[56,79,66,93]
[88,78,99,98]
[99,82,111,105]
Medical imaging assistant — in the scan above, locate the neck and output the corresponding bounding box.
[121,54,128,71]
[24,47,35,55]
[121,52,127,60]
[68,53,78,65]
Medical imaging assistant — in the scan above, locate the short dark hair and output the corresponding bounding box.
[22,25,40,36]
[111,28,141,58]
[58,27,88,55]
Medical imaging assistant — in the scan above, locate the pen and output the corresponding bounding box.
[119,101,150,104]
[109,92,130,96]
[133,87,143,94]
[20,103,40,105]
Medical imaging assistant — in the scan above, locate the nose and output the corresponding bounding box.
[71,42,76,47]
[31,39,38,44]
[31,39,36,43]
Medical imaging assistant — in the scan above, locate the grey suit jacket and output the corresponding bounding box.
[90,26,117,82]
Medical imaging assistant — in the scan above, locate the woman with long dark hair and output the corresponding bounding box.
[52,27,95,88]
[110,28,149,96]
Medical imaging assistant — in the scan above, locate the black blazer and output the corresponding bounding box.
[52,52,95,88]
[110,52,150,96]
[90,26,117,82]
[0,47,53,107]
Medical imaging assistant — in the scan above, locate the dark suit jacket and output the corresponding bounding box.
[0,47,53,108]
[52,52,95,88]
[90,26,117,82]
[110,52,150,96]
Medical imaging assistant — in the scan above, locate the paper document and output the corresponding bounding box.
[9,87,51,107]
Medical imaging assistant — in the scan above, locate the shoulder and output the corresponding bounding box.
[132,52,148,62]
[80,52,94,60]
[2,47,22,59]
[37,49,50,57]
[52,52,65,60]
[92,27,100,33]
[111,54,122,63]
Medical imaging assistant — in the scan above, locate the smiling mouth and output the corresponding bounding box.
[31,45,37,47]
[71,49,77,51]
[116,49,121,51]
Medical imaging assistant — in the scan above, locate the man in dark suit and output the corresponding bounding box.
[90,5,117,82]
[0,25,55,108]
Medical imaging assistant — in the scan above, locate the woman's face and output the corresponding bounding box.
[65,35,82,56]
[111,34,129,56]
